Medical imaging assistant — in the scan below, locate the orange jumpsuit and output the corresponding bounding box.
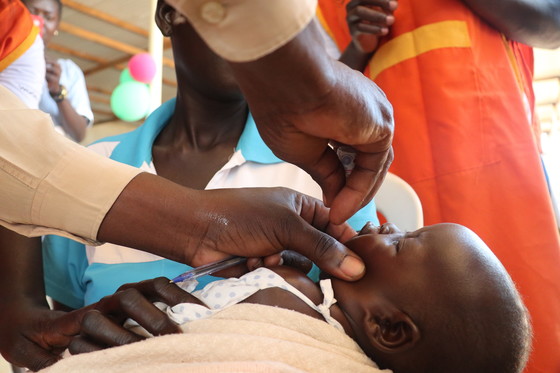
[319,1,560,372]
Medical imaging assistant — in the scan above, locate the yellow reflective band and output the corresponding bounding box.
[368,20,471,79]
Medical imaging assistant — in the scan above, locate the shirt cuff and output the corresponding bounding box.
[33,145,142,244]
[165,0,317,62]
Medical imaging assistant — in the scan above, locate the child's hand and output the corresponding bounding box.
[346,0,398,53]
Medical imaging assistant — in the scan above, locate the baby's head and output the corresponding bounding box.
[331,222,531,373]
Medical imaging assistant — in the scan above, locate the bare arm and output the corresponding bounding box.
[55,99,88,142]
[462,0,560,48]
[0,227,83,371]
[98,174,363,281]
[228,19,394,224]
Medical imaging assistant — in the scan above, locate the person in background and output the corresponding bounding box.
[318,0,560,372]
[22,0,93,142]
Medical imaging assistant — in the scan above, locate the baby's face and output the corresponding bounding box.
[329,222,493,349]
[331,222,477,289]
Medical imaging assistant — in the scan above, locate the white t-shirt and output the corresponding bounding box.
[39,58,94,137]
[0,34,45,109]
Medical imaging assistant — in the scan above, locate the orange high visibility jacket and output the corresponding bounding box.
[0,0,37,72]
[320,1,560,372]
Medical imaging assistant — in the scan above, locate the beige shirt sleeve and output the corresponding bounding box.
[0,86,141,244]
[165,0,318,62]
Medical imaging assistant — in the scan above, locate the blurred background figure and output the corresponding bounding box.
[22,0,93,142]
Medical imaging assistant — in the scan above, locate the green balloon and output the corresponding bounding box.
[119,68,135,83]
[111,81,150,122]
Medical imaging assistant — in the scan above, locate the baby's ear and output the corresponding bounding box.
[365,302,420,353]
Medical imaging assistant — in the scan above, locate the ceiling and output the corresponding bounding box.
[50,0,177,124]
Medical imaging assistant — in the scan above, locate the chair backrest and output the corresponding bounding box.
[375,173,423,231]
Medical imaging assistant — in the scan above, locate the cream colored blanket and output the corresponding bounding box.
[41,303,390,373]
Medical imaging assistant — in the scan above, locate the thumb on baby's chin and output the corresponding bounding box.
[284,222,364,281]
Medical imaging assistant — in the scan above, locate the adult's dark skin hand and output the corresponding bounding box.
[66,278,200,354]
[340,0,398,71]
[0,297,84,372]
[0,227,84,371]
[346,0,397,52]
[229,19,394,225]
[99,177,364,281]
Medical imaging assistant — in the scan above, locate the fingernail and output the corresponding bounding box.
[389,1,398,10]
[251,258,263,270]
[340,256,365,279]
[386,15,395,25]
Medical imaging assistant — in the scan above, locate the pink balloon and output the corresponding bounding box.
[128,53,156,83]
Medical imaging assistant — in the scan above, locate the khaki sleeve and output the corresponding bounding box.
[165,0,318,62]
[0,86,141,244]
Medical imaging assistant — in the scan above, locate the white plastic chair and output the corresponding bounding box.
[375,173,423,231]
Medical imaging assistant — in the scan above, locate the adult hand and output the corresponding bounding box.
[180,187,365,279]
[0,298,83,371]
[45,55,62,95]
[99,178,364,281]
[0,227,82,371]
[229,20,394,225]
[68,278,198,354]
[185,187,364,281]
[346,0,398,53]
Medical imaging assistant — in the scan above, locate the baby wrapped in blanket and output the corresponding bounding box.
[42,223,531,373]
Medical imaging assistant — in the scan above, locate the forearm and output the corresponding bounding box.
[97,173,199,265]
[463,0,560,48]
[0,226,48,306]
[56,100,88,142]
[229,19,337,115]
[339,42,374,72]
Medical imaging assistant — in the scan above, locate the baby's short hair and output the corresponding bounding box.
[403,259,531,373]
[423,285,531,373]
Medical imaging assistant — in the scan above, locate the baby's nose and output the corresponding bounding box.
[378,222,401,234]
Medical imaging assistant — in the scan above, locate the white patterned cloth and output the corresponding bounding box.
[165,267,344,331]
